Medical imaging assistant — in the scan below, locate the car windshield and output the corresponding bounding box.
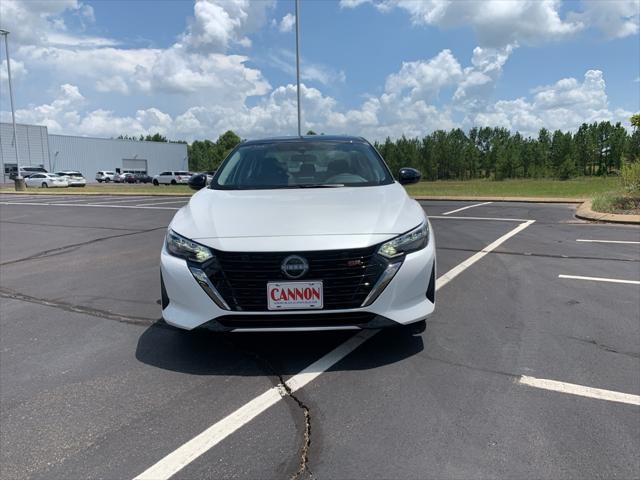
[212,140,394,190]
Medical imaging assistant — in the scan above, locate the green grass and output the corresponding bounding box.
[405,177,620,198]
[0,184,192,195]
[0,176,623,201]
[591,193,640,214]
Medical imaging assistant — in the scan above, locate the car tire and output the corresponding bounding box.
[105,178,111,183]
[153,179,159,186]
[97,179,102,183]
[404,319,426,335]
[41,182,48,188]
[171,179,177,185]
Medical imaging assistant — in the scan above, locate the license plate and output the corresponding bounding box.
[267,281,323,310]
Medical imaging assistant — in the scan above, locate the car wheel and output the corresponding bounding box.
[153,179,159,186]
[41,182,48,188]
[97,179,102,183]
[171,179,177,185]
[404,319,426,335]
[105,178,111,183]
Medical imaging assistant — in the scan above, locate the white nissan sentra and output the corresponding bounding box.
[160,136,436,333]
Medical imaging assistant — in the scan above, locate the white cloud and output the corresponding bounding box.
[179,0,275,52]
[341,0,582,47]
[4,65,632,143]
[46,32,120,48]
[0,0,116,47]
[4,83,85,131]
[339,0,372,7]
[278,13,296,33]
[470,70,632,136]
[384,50,462,101]
[569,0,639,39]
[342,0,640,46]
[18,42,270,104]
[10,0,272,106]
[79,2,95,24]
[454,44,516,110]
[0,59,28,81]
[268,49,346,86]
[95,76,129,95]
[2,83,178,138]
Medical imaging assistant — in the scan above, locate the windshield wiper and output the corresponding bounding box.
[294,183,345,188]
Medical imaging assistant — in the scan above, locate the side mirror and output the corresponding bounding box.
[188,174,207,191]
[398,167,421,185]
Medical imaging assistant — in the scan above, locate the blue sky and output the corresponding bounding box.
[0,0,638,141]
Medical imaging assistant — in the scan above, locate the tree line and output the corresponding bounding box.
[120,116,640,180]
[375,120,640,181]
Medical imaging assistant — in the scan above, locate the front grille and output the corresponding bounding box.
[202,246,387,311]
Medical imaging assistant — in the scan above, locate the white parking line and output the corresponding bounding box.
[44,196,126,204]
[133,219,535,480]
[558,274,640,285]
[430,215,530,222]
[519,376,640,406]
[88,196,162,204]
[0,201,180,211]
[442,201,493,216]
[577,239,640,245]
[0,195,64,202]
[135,200,189,206]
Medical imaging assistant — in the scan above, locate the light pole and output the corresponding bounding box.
[0,29,24,190]
[295,0,302,137]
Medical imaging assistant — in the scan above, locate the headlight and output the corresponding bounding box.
[377,222,429,259]
[165,229,213,263]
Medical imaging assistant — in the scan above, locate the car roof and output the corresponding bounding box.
[241,135,369,146]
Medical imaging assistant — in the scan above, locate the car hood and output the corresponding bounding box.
[170,183,426,251]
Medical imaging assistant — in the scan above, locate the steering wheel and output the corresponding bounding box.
[325,173,367,183]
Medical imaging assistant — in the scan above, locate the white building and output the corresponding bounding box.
[1,122,188,182]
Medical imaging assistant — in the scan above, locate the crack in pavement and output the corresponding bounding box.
[565,335,640,359]
[222,339,315,480]
[437,246,639,263]
[0,219,141,232]
[0,226,166,266]
[0,287,157,326]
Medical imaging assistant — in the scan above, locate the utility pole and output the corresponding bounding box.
[295,0,302,137]
[0,29,24,190]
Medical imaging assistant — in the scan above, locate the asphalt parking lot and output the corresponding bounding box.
[1,194,639,480]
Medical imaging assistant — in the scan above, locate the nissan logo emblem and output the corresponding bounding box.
[281,255,309,279]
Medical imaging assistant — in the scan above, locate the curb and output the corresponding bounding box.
[412,195,585,203]
[575,200,640,225]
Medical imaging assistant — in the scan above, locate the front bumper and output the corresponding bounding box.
[160,235,436,332]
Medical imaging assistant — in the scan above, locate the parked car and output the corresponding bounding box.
[125,173,153,183]
[153,171,192,185]
[188,173,208,190]
[25,173,68,188]
[160,135,434,333]
[9,166,48,180]
[113,172,134,183]
[54,171,86,187]
[96,171,116,182]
